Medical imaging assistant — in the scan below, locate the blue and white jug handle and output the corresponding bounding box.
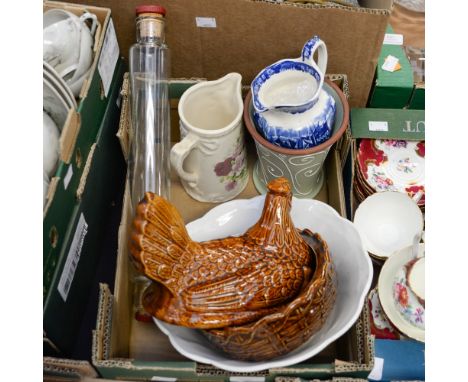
[301,36,328,76]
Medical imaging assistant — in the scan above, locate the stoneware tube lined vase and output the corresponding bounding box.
[244,79,349,199]
[171,73,248,203]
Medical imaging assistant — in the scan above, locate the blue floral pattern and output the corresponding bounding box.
[301,36,320,62]
[251,60,322,113]
[253,93,335,150]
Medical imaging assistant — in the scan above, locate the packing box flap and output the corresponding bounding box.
[66,0,391,107]
[350,108,425,140]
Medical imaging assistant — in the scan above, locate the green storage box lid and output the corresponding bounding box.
[351,108,425,140]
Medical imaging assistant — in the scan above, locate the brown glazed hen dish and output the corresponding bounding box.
[129,177,312,329]
[129,177,336,361]
[203,229,336,361]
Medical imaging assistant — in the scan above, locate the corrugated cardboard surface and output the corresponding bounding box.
[43,357,99,380]
[63,0,390,107]
[389,2,424,49]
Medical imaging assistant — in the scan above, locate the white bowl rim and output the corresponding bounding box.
[153,194,373,372]
[353,191,424,259]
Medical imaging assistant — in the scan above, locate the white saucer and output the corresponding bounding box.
[43,61,77,109]
[43,76,71,131]
[378,243,425,342]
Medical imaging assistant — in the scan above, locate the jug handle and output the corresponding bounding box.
[301,36,328,75]
[170,133,199,185]
[80,12,98,36]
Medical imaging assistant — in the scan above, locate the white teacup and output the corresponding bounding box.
[43,11,81,69]
[43,9,97,94]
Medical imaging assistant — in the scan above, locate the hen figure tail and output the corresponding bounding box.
[129,192,198,294]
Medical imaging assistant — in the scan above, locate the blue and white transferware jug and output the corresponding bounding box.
[251,36,336,150]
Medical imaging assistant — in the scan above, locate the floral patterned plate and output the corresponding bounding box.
[378,243,425,342]
[368,288,400,340]
[357,139,425,206]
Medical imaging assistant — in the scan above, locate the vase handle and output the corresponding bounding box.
[301,36,328,76]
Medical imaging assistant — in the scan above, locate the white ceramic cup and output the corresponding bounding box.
[43,14,81,69]
[43,9,97,92]
[171,73,249,203]
[353,191,424,259]
[67,13,96,83]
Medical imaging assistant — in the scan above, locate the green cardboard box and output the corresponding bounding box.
[408,85,425,110]
[350,108,425,140]
[368,25,414,109]
[342,107,425,219]
[43,0,123,300]
[43,57,126,356]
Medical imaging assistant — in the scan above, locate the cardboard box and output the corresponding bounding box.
[90,77,374,381]
[367,25,414,109]
[43,57,126,356]
[342,107,425,220]
[43,357,99,380]
[64,0,392,108]
[92,154,374,381]
[43,0,122,298]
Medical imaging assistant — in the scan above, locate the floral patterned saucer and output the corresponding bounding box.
[378,243,425,342]
[368,288,400,340]
[356,139,425,207]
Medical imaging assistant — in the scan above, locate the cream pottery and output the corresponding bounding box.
[171,73,248,202]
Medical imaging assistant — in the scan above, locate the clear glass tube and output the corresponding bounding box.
[128,12,170,212]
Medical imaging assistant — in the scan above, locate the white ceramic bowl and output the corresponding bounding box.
[153,195,373,372]
[43,111,60,178]
[353,191,424,259]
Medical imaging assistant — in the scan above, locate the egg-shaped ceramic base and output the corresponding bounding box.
[253,160,325,199]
